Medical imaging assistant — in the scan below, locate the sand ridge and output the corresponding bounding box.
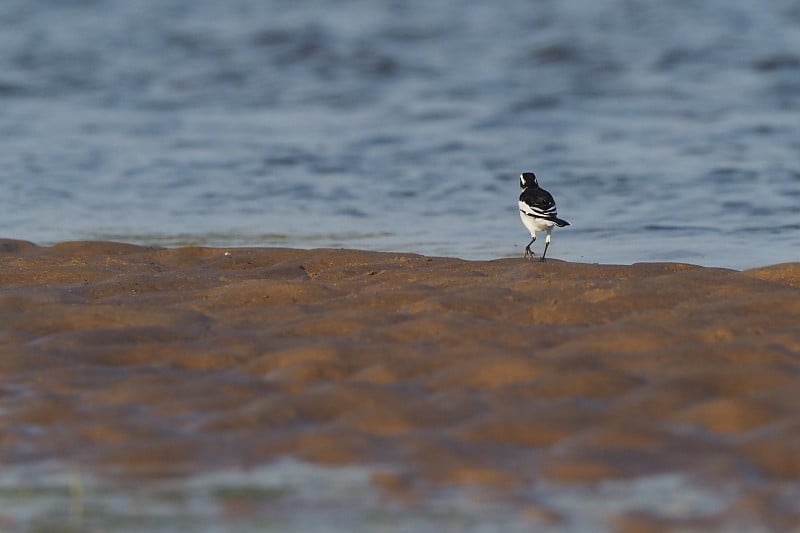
[1,239,800,526]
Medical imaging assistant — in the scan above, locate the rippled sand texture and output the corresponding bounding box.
[2,240,800,528]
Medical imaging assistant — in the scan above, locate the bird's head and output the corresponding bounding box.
[520,172,538,189]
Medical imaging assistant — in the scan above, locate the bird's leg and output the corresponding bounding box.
[524,235,536,259]
[540,230,552,262]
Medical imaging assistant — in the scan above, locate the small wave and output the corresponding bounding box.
[754,55,800,71]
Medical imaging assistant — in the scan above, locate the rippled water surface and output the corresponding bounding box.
[2,1,800,267]
[0,461,768,532]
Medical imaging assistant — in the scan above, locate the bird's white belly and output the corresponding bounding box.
[519,207,554,235]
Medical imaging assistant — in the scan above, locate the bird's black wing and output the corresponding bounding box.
[519,187,557,217]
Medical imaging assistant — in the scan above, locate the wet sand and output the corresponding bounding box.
[1,239,799,528]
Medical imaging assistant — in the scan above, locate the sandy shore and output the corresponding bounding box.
[1,239,799,527]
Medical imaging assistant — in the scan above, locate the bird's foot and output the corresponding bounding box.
[524,246,535,260]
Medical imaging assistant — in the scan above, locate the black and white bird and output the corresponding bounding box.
[519,172,570,261]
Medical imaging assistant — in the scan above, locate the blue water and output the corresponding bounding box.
[1,0,799,268]
[0,461,759,532]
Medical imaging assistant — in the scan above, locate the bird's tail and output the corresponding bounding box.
[552,217,570,227]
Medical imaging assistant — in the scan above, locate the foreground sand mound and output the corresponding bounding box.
[1,239,799,526]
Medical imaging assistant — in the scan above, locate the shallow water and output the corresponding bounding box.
[0,461,773,532]
[1,0,799,268]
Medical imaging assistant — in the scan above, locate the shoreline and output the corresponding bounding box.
[2,239,800,526]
